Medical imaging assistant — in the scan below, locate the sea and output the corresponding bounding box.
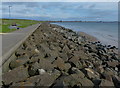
[52,22,118,47]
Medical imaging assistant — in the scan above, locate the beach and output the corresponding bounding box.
[2,23,119,87]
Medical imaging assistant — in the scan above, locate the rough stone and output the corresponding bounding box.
[38,58,55,72]
[74,50,89,60]
[64,63,71,72]
[85,68,100,79]
[64,74,94,87]
[37,73,57,86]
[52,69,61,79]
[71,67,85,78]
[15,49,26,57]
[34,48,40,53]
[69,55,80,66]
[28,62,40,76]
[53,57,66,71]
[2,66,29,85]
[62,45,70,52]
[100,79,114,86]
[112,75,120,88]
[59,53,68,61]
[107,60,118,68]
[9,56,29,69]
[95,65,104,74]
[11,81,35,86]
[38,69,46,75]
[29,56,40,63]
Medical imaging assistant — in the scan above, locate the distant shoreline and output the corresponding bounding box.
[1,18,118,23]
[50,21,118,23]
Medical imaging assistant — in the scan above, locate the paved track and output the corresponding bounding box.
[0,23,40,65]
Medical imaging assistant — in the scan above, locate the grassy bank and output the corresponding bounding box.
[0,19,41,33]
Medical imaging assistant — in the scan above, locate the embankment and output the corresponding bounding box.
[2,23,119,87]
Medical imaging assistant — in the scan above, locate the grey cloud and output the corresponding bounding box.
[63,4,96,10]
[62,5,83,9]
[88,4,96,8]
[77,5,83,9]
[2,8,8,11]
[2,2,25,6]
[60,4,76,10]
[75,4,96,9]
[26,2,39,8]
[2,2,39,8]
[41,2,63,9]
[92,10,114,16]
[15,8,31,14]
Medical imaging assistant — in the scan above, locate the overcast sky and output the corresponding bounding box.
[1,2,118,21]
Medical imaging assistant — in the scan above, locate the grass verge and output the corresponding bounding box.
[0,19,41,33]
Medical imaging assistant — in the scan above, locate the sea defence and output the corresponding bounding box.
[1,23,119,87]
[1,23,41,73]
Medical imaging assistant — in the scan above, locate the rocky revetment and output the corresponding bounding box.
[2,23,120,87]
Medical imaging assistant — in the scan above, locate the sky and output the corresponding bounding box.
[1,2,118,21]
[2,0,120,2]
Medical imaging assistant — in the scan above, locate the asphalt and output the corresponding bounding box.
[0,23,41,66]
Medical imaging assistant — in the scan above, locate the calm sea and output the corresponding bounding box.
[52,22,118,47]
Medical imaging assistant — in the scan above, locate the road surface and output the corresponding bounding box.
[0,23,40,66]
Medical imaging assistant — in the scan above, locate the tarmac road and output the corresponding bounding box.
[0,23,41,66]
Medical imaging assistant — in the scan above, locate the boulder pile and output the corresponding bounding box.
[2,23,120,87]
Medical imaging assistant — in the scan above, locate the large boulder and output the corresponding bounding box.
[97,66,104,74]
[88,44,98,53]
[39,44,51,55]
[36,73,57,86]
[100,79,114,86]
[29,56,40,63]
[9,56,29,69]
[25,73,58,86]
[28,58,55,76]
[94,62,104,74]
[59,53,68,61]
[28,62,40,76]
[107,60,119,68]
[38,58,55,72]
[112,75,120,88]
[73,50,89,60]
[101,68,115,81]
[15,49,27,57]
[2,66,29,85]
[48,50,60,62]
[11,81,35,86]
[85,68,100,79]
[62,45,70,54]
[53,57,66,71]
[71,67,85,78]
[69,55,80,67]
[63,74,94,87]
[52,69,61,79]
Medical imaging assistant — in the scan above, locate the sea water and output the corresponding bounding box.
[52,22,118,47]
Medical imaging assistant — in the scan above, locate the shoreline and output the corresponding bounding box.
[51,22,118,48]
[77,31,98,42]
[2,23,119,87]
[51,23,98,42]
[78,31,118,48]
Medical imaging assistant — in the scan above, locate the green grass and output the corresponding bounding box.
[0,19,41,33]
